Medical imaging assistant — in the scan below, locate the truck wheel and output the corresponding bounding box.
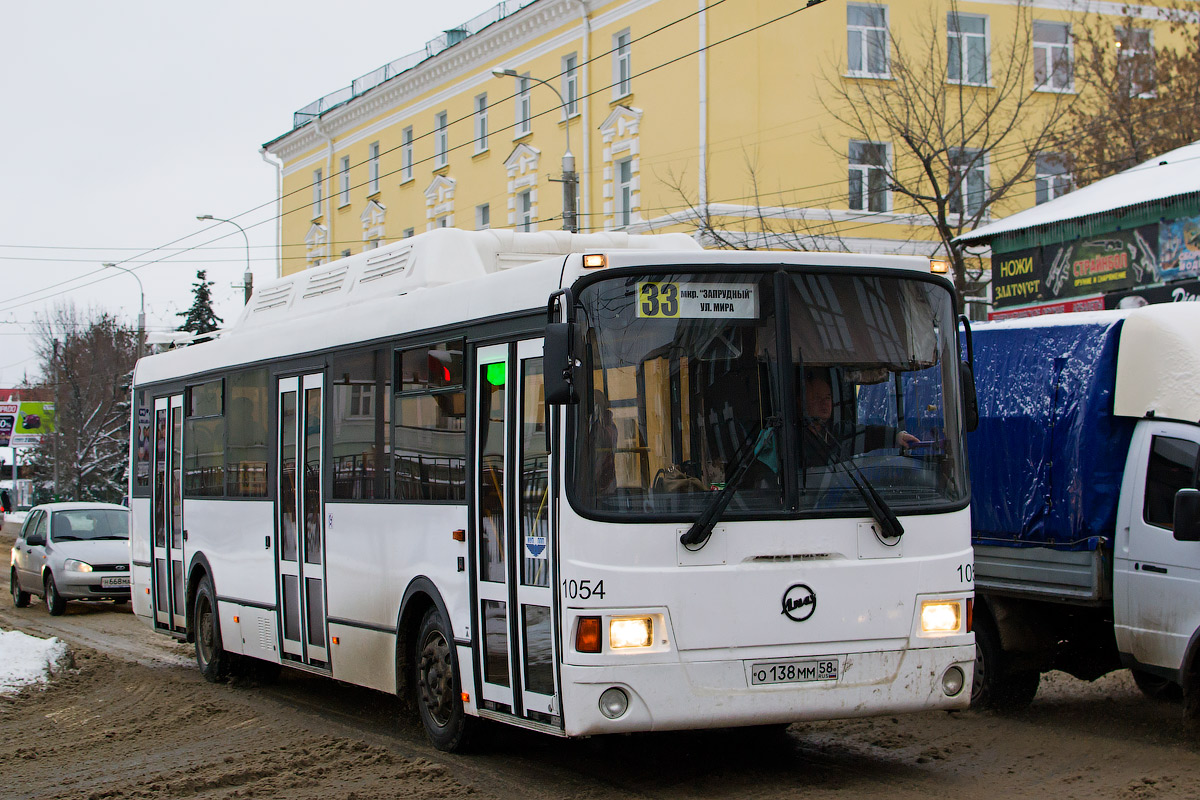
[1131,669,1183,703]
[971,612,1040,711]
[414,606,476,752]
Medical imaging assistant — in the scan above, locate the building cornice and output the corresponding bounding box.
[265,0,578,163]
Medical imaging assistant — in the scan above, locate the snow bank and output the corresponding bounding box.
[0,629,69,694]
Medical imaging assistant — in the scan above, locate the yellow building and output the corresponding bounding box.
[261,0,1184,294]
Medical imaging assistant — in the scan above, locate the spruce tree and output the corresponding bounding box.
[176,269,223,342]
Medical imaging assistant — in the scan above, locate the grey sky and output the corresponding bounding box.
[0,0,492,388]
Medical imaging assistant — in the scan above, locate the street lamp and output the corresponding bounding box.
[102,262,145,361]
[492,67,578,233]
[197,214,254,304]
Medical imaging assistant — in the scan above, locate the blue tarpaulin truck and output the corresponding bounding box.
[967,304,1200,718]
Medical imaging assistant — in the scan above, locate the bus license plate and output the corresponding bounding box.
[748,658,839,685]
[101,576,130,588]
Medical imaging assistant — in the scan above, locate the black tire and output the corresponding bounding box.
[414,606,476,752]
[971,612,1040,711]
[44,573,66,616]
[10,569,30,608]
[1131,668,1183,703]
[193,575,231,683]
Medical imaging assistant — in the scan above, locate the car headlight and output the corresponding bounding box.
[919,599,963,635]
[64,559,93,573]
[610,617,653,649]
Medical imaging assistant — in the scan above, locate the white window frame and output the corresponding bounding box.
[1034,153,1073,205]
[947,13,989,86]
[312,168,323,219]
[848,140,890,212]
[949,148,987,218]
[1117,26,1155,98]
[562,53,579,118]
[435,111,449,168]
[368,141,380,194]
[338,156,351,207]
[403,227,415,238]
[516,74,532,137]
[613,29,632,99]
[1032,20,1073,92]
[348,384,373,419]
[847,4,889,78]
[476,203,491,230]
[474,94,489,153]
[518,190,533,231]
[616,157,633,228]
[401,127,414,183]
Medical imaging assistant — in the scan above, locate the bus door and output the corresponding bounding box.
[151,394,186,633]
[474,340,560,724]
[276,374,330,669]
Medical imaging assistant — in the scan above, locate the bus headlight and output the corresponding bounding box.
[919,600,963,635]
[610,617,653,649]
[64,559,93,573]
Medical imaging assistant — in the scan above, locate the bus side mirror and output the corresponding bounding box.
[959,360,979,433]
[1174,489,1200,542]
[544,322,579,405]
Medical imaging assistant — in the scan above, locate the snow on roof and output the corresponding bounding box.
[957,139,1200,245]
[0,630,69,695]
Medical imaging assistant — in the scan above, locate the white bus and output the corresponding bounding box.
[129,229,976,750]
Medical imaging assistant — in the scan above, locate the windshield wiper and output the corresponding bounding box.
[680,417,781,549]
[804,431,904,541]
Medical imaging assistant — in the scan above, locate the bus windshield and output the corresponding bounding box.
[569,269,968,519]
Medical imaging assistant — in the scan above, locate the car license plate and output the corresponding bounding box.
[747,658,839,685]
[101,576,130,588]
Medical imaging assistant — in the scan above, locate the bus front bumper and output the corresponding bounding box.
[559,643,974,737]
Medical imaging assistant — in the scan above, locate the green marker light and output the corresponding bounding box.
[486,362,507,387]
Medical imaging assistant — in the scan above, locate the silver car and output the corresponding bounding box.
[9,502,131,615]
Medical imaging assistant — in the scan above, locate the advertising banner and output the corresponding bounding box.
[988,295,1105,321]
[10,401,55,446]
[1157,215,1200,282]
[993,225,1159,309]
[0,403,16,447]
[1103,278,1200,309]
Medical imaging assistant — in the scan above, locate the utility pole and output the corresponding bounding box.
[491,68,579,233]
[197,215,254,304]
[52,340,60,497]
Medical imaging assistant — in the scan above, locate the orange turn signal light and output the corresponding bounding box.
[582,253,606,269]
[576,616,602,653]
[452,529,466,542]
[461,692,470,703]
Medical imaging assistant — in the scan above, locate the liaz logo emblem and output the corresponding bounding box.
[781,583,816,622]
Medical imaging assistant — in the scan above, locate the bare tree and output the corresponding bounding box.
[1056,2,1200,186]
[819,0,1077,296]
[22,303,137,502]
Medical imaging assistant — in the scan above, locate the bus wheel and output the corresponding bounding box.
[193,575,229,682]
[414,606,475,752]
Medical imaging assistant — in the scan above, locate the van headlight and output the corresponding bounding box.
[64,559,94,573]
[919,599,963,635]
